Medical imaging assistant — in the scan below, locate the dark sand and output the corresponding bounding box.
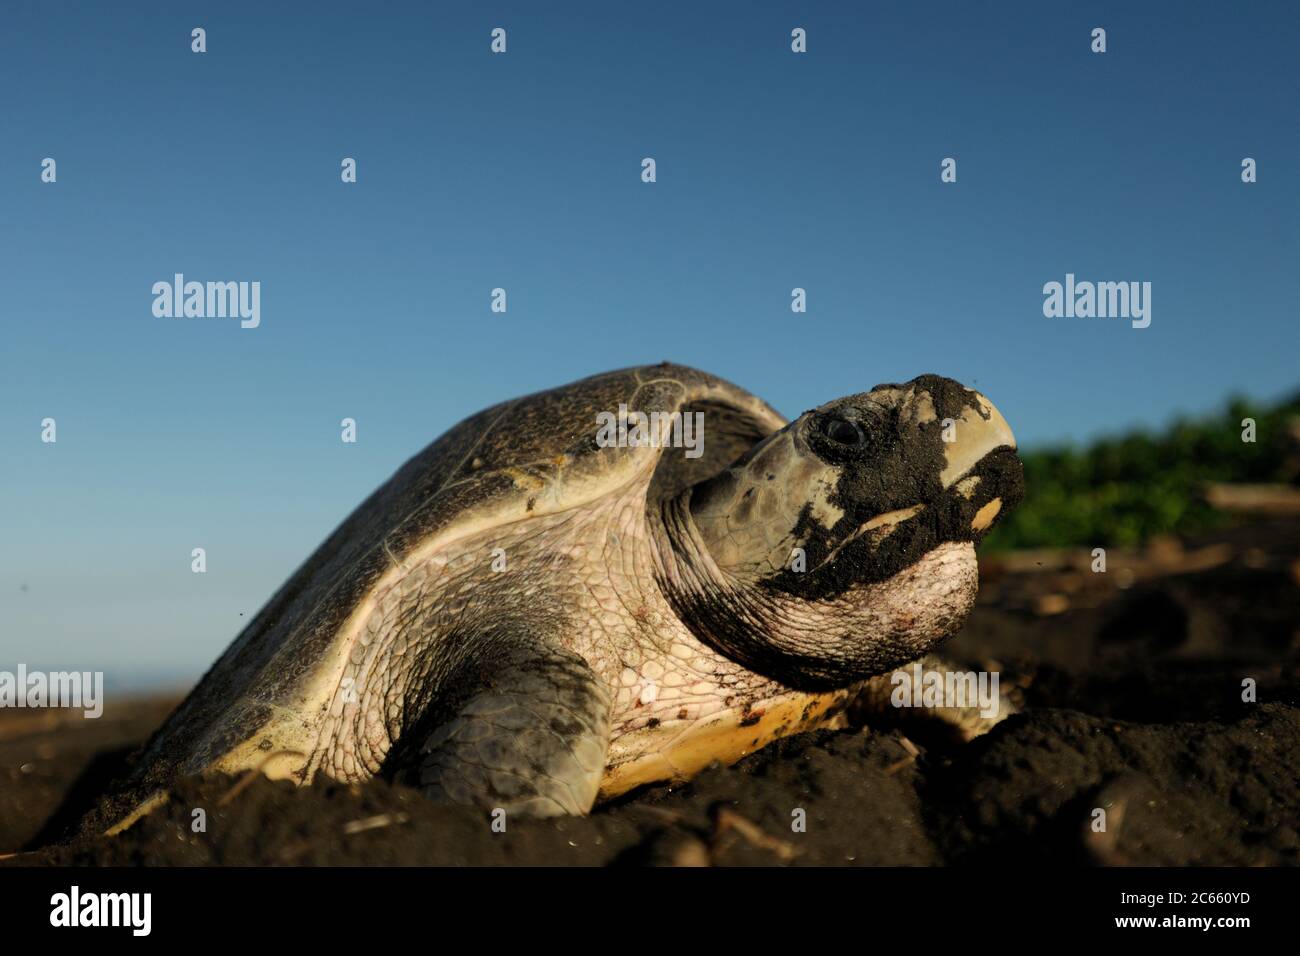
[4,519,1297,866]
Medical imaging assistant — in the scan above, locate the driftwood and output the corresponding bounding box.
[1204,482,1300,515]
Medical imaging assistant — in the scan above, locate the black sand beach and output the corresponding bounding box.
[4,518,1297,866]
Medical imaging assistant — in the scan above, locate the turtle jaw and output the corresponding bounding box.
[652,498,982,689]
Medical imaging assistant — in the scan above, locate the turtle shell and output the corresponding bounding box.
[121,363,786,801]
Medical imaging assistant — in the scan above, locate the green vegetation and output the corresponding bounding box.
[981,390,1300,551]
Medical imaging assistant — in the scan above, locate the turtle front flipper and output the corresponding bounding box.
[850,653,1018,744]
[414,642,612,817]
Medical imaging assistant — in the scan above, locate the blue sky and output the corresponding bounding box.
[2,1,1297,685]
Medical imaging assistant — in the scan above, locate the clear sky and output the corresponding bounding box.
[2,1,1297,687]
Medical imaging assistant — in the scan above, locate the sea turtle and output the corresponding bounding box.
[101,363,1021,828]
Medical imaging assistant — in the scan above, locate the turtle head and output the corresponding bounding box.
[660,374,1023,688]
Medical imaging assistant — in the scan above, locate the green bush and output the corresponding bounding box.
[981,391,1300,551]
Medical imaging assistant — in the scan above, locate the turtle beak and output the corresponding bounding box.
[922,383,1022,539]
[937,389,1016,487]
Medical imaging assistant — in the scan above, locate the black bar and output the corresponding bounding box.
[0,865,1287,940]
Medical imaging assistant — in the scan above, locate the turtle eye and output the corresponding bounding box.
[822,417,865,446]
